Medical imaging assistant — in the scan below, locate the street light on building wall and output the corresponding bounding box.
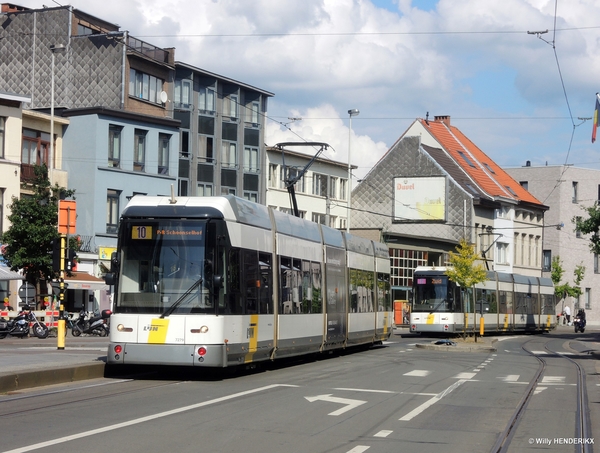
[347,108,359,233]
[49,43,66,187]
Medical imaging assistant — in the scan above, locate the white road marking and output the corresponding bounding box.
[335,388,395,394]
[499,375,520,382]
[455,372,478,379]
[403,370,430,377]
[4,384,299,453]
[374,430,393,438]
[399,380,467,421]
[534,386,547,395]
[305,394,367,416]
[542,376,565,384]
[347,447,370,453]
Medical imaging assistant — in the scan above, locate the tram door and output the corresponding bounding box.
[325,246,347,344]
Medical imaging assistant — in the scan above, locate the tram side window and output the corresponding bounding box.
[280,257,302,314]
[259,253,273,314]
[310,261,323,313]
[349,269,374,313]
[377,273,391,312]
[243,249,259,314]
[475,288,497,314]
[226,248,243,314]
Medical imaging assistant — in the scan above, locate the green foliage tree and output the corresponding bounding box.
[445,238,488,315]
[550,256,584,306]
[0,165,75,288]
[573,203,600,254]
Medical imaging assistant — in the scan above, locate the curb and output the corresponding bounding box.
[0,362,105,394]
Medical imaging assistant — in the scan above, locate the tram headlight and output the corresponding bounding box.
[191,325,209,334]
[116,324,133,332]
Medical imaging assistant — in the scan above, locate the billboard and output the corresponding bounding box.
[393,176,446,222]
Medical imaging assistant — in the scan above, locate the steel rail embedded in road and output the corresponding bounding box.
[489,339,546,453]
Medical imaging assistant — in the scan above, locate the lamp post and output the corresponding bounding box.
[49,43,66,187]
[347,108,359,233]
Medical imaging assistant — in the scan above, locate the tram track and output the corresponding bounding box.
[490,338,592,453]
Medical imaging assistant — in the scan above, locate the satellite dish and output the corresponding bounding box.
[160,91,168,104]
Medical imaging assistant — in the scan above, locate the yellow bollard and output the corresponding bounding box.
[57,318,65,349]
[479,315,485,337]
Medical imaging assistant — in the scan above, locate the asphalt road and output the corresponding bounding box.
[1,330,598,453]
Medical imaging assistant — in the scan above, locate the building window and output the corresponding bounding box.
[390,248,428,288]
[221,142,237,168]
[281,167,304,192]
[178,179,189,196]
[312,213,326,225]
[199,116,215,163]
[108,125,122,168]
[199,86,215,113]
[22,128,50,166]
[224,94,238,119]
[249,101,260,125]
[180,130,189,158]
[243,146,259,173]
[572,181,578,203]
[313,173,327,197]
[458,151,476,168]
[329,177,338,199]
[0,187,4,233]
[520,181,528,190]
[129,69,164,105]
[0,117,5,158]
[340,178,348,201]
[197,183,213,197]
[542,250,552,272]
[269,164,278,188]
[106,189,120,234]
[585,288,591,310]
[595,253,599,274]
[244,191,258,203]
[575,216,582,238]
[495,242,508,265]
[174,79,192,108]
[158,133,170,175]
[134,130,146,172]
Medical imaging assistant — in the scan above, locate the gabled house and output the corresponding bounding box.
[351,115,547,304]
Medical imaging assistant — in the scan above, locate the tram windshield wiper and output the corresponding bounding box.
[159,277,203,318]
[429,299,447,314]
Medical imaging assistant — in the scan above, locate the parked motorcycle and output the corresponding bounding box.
[0,305,49,339]
[71,309,111,337]
[573,313,586,333]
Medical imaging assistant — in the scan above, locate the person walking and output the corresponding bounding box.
[563,305,571,326]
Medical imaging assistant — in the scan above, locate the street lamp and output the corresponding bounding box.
[347,108,359,233]
[49,43,66,187]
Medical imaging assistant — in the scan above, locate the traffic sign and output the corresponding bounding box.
[18,282,36,301]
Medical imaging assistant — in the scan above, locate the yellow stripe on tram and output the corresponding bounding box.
[503,314,509,331]
[426,313,435,325]
[148,318,170,344]
[244,314,259,363]
[383,312,389,338]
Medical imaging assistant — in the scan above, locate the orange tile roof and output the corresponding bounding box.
[418,117,543,206]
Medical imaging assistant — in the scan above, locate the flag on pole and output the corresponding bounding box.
[593,93,600,143]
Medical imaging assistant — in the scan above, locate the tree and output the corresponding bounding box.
[550,256,584,310]
[573,203,600,254]
[445,238,488,318]
[0,165,75,294]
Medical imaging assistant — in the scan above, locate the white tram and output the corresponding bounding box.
[410,266,556,334]
[106,195,392,368]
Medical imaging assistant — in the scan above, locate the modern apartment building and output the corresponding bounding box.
[506,164,599,326]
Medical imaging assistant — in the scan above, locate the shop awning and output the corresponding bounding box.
[0,266,24,281]
[64,272,108,291]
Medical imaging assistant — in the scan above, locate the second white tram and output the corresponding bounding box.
[410,266,556,334]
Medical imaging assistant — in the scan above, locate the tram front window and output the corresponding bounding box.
[412,275,453,313]
[116,220,213,314]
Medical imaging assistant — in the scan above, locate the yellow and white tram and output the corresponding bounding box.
[106,195,392,368]
[410,266,556,334]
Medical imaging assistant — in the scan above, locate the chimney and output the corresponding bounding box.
[434,115,450,126]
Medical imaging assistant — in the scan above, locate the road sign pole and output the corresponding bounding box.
[57,234,66,350]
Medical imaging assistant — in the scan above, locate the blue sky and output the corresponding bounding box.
[16,0,600,182]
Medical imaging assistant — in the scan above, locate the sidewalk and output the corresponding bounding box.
[0,335,108,394]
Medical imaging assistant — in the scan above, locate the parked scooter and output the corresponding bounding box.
[573,309,586,333]
[0,305,49,339]
[71,309,111,337]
